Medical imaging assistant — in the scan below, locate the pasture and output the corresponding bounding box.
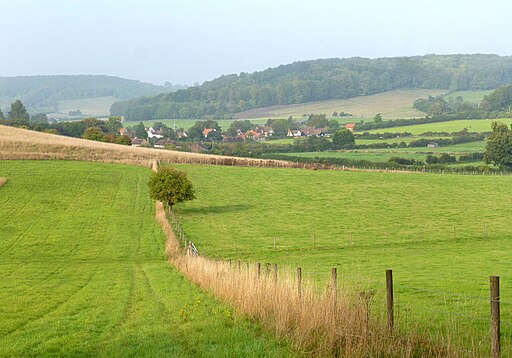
[0,161,292,356]
[365,118,512,135]
[276,151,436,163]
[56,96,120,117]
[443,90,494,103]
[173,164,512,353]
[233,89,446,119]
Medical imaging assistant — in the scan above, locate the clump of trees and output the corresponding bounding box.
[148,167,195,213]
[332,129,355,149]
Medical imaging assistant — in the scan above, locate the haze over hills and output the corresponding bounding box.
[110,54,512,121]
[0,75,185,114]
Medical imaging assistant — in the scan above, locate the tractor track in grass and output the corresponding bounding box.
[0,266,99,340]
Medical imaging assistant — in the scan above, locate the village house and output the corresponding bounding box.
[131,138,149,147]
[190,142,207,153]
[176,129,188,139]
[345,123,356,132]
[287,129,303,137]
[202,128,216,138]
[146,127,164,139]
[300,127,326,137]
[154,139,179,149]
[427,142,439,149]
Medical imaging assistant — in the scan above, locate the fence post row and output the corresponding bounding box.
[386,269,394,332]
[490,276,501,358]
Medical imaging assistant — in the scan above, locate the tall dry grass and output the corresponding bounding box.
[0,125,310,169]
[158,202,455,357]
[169,255,454,357]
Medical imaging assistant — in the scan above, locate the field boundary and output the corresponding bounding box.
[159,198,507,357]
[150,160,458,357]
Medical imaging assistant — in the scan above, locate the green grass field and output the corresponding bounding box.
[443,90,493,103]
[56,96,120,117]
[277,151,432,163]
[365,118,512,135]
[0,161,292,356]
[172,164,512,353]
[234,89,446,119]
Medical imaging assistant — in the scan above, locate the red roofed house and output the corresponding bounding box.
[345,123,356,132]
[203,128,216,138]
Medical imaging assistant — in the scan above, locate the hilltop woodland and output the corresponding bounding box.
[111,54,512,120]
[0,75,185,113]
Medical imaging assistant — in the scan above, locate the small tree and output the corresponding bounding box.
[148,167,195,213]
[373,113,383,123]
[484,121,512,170]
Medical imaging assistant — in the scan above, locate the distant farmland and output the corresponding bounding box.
[234,89,447,119]
[365,118,512,134]
[56,96,120,117]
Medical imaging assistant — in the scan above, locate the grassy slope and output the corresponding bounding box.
[0,161,292,357]
[234,89,446,119]
[276,141,487,163]
[173,164,512,351]
[443,90,493,103]
[57,96,120,117]
[365,118,512,134]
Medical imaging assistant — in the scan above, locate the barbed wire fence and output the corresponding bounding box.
[169,212,512,356]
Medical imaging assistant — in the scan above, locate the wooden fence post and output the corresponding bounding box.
[490,276,501,357]
[273,264,278,285]
[256,262,261,279]
[331,267,337,299]
[297,267,302,298]
[386,269,394,332]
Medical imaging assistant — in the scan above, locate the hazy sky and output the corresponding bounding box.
[1,0,511,85]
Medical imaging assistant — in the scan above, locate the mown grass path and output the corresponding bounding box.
[0,161,292,357]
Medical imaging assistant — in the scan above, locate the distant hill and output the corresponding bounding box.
[0,75,185,114]
[111,54,512,121]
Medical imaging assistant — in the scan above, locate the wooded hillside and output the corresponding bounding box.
[111,54,512,120]
[0,75,182,113]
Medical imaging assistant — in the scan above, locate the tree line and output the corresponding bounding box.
[111,54,512,120]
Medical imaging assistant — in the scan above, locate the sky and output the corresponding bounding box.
[1,0,511,85]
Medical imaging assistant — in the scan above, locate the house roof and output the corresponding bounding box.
[345,123,356,129]
[203,128,215,137]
